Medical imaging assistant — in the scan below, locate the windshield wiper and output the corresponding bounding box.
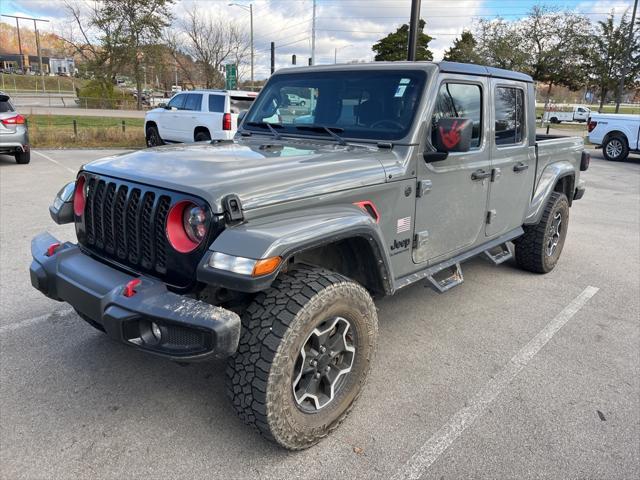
[246,121,283,140]
[295,125,347,146]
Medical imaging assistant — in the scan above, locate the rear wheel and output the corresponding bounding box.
[14,150,30,164]
[514,192,569,273]
[602,135,629,161]
[145,125,163,147]
[194,130,211,142]
[226,266,378,450]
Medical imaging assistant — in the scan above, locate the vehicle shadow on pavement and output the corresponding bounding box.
[54,316,292,455]
[0,153,21,165]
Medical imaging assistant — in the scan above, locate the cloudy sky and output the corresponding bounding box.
[1,0,635,78]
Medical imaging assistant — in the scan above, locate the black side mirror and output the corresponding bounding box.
[238,110,247,125]
[158,102,167,108]
[434,118,473,153]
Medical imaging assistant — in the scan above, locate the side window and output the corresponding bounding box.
[184,93,203,111]
[495,87,525,146]
[432,83,482,148]
[167,94,186,110]
[208,94,225,113]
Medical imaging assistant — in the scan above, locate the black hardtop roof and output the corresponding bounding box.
[276,60,533,83]
[437,61,533,83]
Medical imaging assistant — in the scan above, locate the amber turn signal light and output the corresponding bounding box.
[252,256,281,277]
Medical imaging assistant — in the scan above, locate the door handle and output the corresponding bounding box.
[513,162,529,172]
[471,169,491,180]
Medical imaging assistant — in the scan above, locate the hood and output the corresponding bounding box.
[83,139,393,214]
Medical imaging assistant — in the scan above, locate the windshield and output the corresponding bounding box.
[244,69,426,141]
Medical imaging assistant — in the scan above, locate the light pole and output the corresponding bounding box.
[229,3,254,89]
[334,44,353,64]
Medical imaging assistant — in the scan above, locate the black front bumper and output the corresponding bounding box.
[29,232,240,361]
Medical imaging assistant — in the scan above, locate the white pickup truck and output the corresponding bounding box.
[542,105,590,124]
[588,113,640,161]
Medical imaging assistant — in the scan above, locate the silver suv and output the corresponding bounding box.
[0,92,30,164]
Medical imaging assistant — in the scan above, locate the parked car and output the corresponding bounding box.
[542,105,590,123]
[144,89,257,145]
[286,93,306,106]
[0,91,30,164]
[32,61,588,450]
[588,113,640,161]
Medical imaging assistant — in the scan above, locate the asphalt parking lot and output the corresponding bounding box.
[1,147,638,479]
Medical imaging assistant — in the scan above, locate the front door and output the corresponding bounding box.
[485,80,536,237]
[413,76,491,264]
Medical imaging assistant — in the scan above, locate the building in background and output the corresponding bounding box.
[0,53,76,75]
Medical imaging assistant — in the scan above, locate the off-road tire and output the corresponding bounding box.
[145,125,163,147]
[226,265,378,450]
[515,192,569,273]
[194,130,211,142]
[602,134,629,162]
[14,150,30,164]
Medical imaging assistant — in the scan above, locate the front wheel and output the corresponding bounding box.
[602,135,629,161]
[145,125,163,147]
[514,192,569,273]
[226,266,378,450]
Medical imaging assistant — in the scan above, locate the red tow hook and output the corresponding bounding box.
[123,278,142,297]
[46,242,61,257]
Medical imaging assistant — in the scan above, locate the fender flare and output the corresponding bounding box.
[524,161,575,225]
[196,205,393,294]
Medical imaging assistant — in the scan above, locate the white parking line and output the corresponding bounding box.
[0,308,74,335]
[392,285,600,480]
[32,150,76,174]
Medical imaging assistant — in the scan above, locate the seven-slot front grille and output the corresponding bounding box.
[76,174,218,288]
[83,177,171,273]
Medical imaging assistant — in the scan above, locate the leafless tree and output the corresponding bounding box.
[168,7,250,89]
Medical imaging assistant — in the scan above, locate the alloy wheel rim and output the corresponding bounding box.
[606,139,623,158]
[292,316,355,412]
[546,211,562,256]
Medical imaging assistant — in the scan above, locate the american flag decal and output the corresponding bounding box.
[397,217,411,233]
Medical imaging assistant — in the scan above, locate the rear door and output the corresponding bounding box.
[180,93,203,142]
[485,80,536,237]
[413,76,491,264]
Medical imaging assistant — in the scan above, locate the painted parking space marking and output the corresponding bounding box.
[33,150,76,174]
[0,308,73,335]
[392,285,600,480]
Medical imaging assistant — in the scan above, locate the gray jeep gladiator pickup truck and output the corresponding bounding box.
[30,61,589,449]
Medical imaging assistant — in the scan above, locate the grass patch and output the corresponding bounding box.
[26,114,145,148]
[0,73,87,93]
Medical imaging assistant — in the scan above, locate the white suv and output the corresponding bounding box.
[145,90,257,146]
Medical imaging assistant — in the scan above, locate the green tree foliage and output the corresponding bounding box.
[590,12,640,111]
[93,0,174,109]
[519,6,591,104]
[443,31,481,64]
[474,18,528,71]
[372,19,433,61]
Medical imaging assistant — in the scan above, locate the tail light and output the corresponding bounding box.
[587,120,597,133]
[223,113,232,131]
[1,114,25,126]
[73,175,86,217]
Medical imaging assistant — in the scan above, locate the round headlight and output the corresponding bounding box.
[183,205,207,243]
[166,201,208,253]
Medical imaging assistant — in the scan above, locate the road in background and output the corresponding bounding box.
[0,148,638,479]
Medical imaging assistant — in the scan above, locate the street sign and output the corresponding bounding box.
[225,64,237,90]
